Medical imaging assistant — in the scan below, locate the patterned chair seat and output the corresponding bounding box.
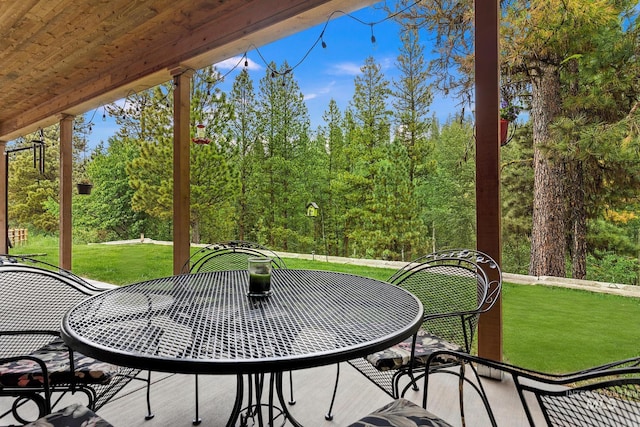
[25,403,114,427]
[0,338,116,387]
[347,398,453,427]
[365,330,463,371]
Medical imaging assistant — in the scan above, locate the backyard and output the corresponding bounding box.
[8,235,640,374]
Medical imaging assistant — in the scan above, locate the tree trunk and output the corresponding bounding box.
[571,161,587,279]
[529,62,566,277]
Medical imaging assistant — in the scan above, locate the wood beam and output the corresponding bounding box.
[59,115,74,270]
[475,0,503,362]
[172,70,194,274]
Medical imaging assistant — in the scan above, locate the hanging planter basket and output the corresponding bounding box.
[77,182,93,195]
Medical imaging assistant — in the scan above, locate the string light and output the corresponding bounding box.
[94,0,426,121]
[245,0,424,80]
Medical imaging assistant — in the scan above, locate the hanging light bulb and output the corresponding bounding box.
[320,31,327,48]
[370,25,376,44]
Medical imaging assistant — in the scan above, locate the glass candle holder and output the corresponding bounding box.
[248,257,272,296]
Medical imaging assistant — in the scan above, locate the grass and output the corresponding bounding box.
[9,235,640,373]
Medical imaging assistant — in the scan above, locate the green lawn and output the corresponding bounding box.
[9,236,640,373]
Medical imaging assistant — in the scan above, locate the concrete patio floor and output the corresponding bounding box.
[2,359,545,426]
[93,362,537,426]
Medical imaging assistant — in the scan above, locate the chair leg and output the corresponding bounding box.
[193,374,201,425]
[325,363,340,420]
[458,363,467,427]
[467,362,498,427]
[288,371,295,405]
[145,370,154,420]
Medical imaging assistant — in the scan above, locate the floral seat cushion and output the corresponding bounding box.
[25,403,114,427]
[0,338,116,387]
[366,330,463,371]
[348,398,453,427]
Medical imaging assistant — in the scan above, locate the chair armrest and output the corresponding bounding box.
[425,350,640,427]
[427,351,640,383]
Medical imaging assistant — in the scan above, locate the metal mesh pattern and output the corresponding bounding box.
[183,241,286,274]
[62,270,422,374]
[539,381,640,426]
[1,264,148,417]
[342,250,502,399]
[390,249,501,352]
[1,268,97,357]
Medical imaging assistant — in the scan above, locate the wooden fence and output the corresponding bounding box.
[8,228,27,246]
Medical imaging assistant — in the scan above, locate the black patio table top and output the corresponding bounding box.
[61,269,423,376]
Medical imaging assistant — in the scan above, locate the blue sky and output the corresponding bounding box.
[87,2,458,148]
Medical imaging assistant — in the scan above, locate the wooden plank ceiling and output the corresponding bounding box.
[0,0,374,141]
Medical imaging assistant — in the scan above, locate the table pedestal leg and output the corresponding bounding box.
[226,372,301,427]
[226,374,244,427]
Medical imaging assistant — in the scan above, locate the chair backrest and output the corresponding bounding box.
[521,361,640,427]
[388,249,502,352]
[0,254,103,292]
[182,240,286,274]
[0,260,99,358]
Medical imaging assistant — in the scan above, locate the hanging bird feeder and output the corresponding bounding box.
[192,124,211,145]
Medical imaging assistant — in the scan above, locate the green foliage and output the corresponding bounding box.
[73,137,154,242]
[419,120,476,250]
[587,251,639,285]
[7,128,61,232]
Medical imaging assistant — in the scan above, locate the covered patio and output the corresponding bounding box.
[1,1,505,423]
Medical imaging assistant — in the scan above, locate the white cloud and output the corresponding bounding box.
[303,80,336,101]
[327,62,362,76]
[216,56,261,71]
[378,56,395,71]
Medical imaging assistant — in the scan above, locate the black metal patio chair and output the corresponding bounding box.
[181,240,289,425]
[325,249,502,421]
[424,350,640,427]
[0,254,153,425]
[181,240,287,274]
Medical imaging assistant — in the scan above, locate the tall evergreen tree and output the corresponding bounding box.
[229,68,259,241]
[390,24,434,259]
[345,56,393,257]
[124,67,236,243]
[255,62,310,249]
[321,99,347,256]
[392,25,434,185]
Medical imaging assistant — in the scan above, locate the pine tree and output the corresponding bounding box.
[228,68,259,241]
[255,62,310,249]
[345,56,393,257]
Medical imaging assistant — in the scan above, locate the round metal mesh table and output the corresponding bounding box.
[61,270,423,375]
